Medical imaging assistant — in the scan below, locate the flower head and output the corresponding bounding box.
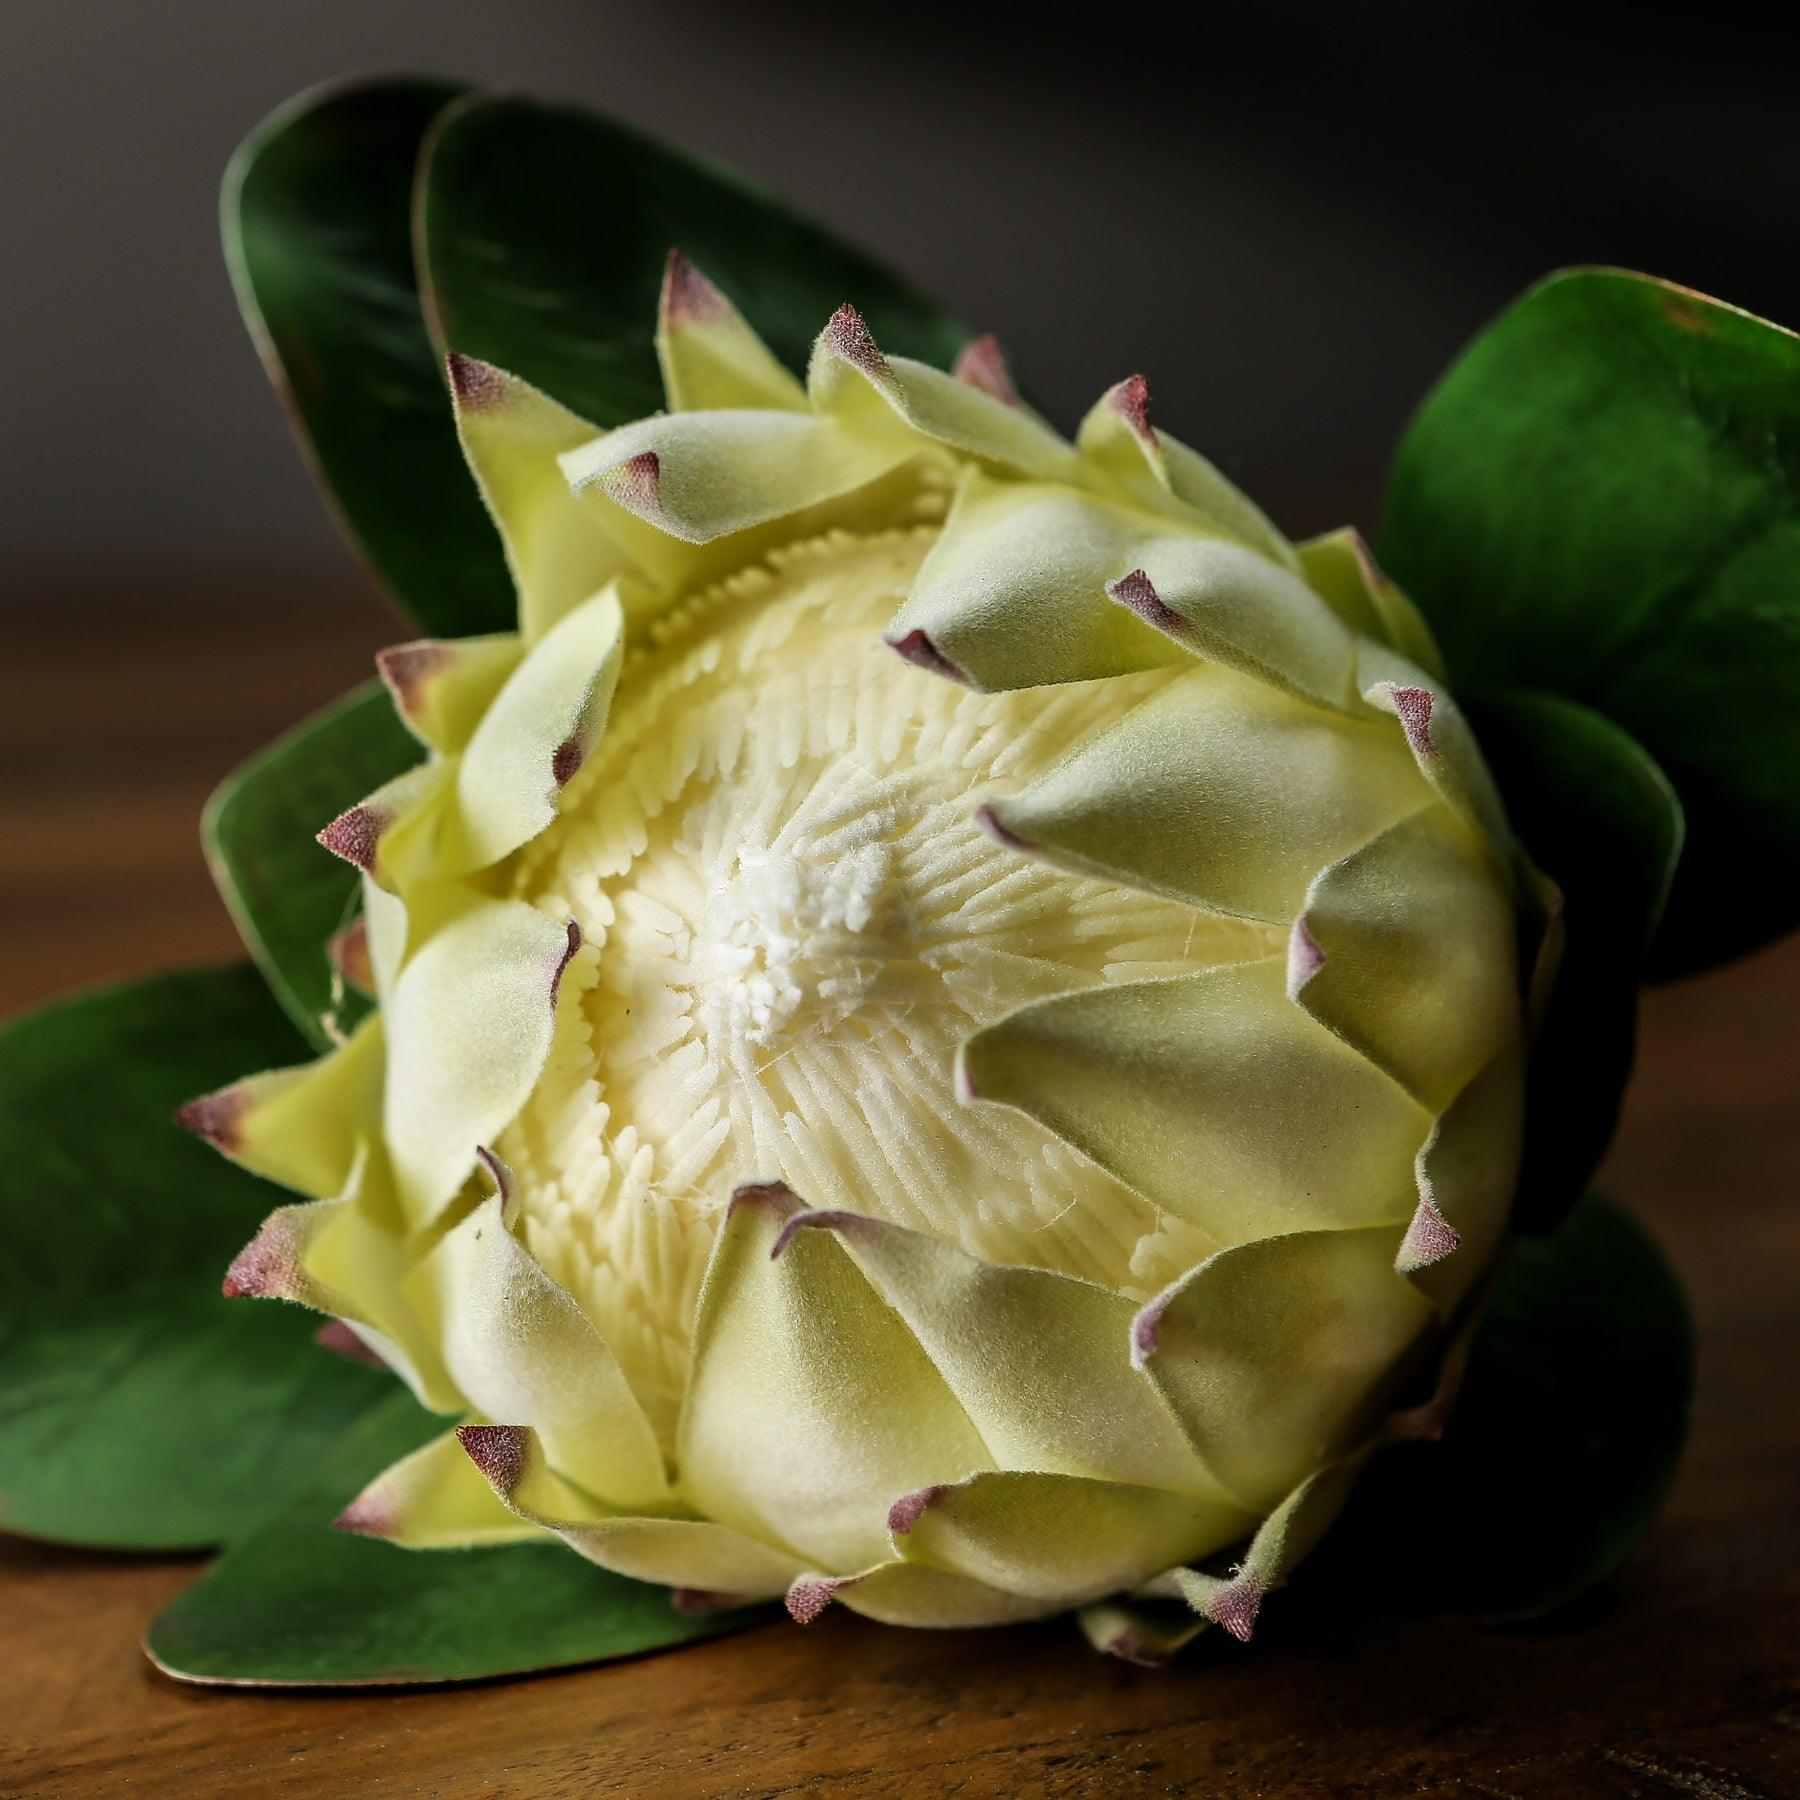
[187,253,1525,1655]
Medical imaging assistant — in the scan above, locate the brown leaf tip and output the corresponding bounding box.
[886,627,971,686]
[1205,1573,1262,1643]
[175,1084,248,1154]
[1107,568,1185,636]
[317,804,388,874]
[886,1485,948,1536]
[456,1423,530,1493]
[1395,1191,1461,1273]
[952,333,1020,406]
[661,248,729,327]
[446,352,512,413]
[823,304,889,380]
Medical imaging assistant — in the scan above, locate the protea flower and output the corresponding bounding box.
[182,253,1527,1661]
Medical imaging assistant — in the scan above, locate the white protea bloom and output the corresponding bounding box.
[183,254,1526,1661]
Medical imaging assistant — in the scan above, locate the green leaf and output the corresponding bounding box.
[1379,268,1800,975]
[226,77,514,634]
[146,1389,763,1686]
[1322,1193,1693,1621]
[417,94,968,428]
[0,968,390,1549]
[1473,691,1685,1230]
[203,682,419,1052]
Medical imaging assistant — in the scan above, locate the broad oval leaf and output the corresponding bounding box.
[146,1389,764,1686]
[226,77,514,634]
[1379,268,1800,975]
[1472,690,1684,1231]
[417,94,969,427]
[204,682,419,1052]
[0,968,390,1549]
[1320,1193,1693,1621]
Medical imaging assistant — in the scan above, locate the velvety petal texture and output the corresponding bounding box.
[195,262,1527,1655]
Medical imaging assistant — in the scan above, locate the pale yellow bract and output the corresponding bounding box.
[188,255,1526,1661]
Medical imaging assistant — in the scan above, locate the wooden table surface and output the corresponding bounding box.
[4,565,1798,1799]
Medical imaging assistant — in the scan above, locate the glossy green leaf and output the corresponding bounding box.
[0,968,390,1549]
[203,682,420,1052]
[1379,268,1800,975]
[1321,1194,1692,1621]
[226,77,514,634]
[418,94,969,428]
[1473,690,1684,1231]
[146,1389,764,1686]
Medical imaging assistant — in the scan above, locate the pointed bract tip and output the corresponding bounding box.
[175,1085,248,1154]
[456,1423,530,1492]
[886,1485,948,1536]
[326,917,374,994]
[1344,527,1393,595]
[885,627,971,686]
[660,248,730,326]
[1396,1191,1461,1273]
[672,1587,754,1617]
[729,1178,804,1227]
[446,351,510,413]
[331,1493,393,1537]
[375,640,453,720]
[1107,568,1185,636]
[601,449,663,517]
[1389,1388,1457,1442]
[551,732,586,788]
[1109,373,1154,442]
[317,803,386,874]
[822,304,889,379]
[1129,1292,1170,1370]
[784,1574,853,1625]
[221,1219,298,1300]
[1374,681,1437,760]
[1102,1629,1170,1669]
[314,1319,387,1369]
[952,333,1020,406]
[550,919,582,1001]
[474,1144,515,1206]
[770,1207,871,1261]
[1204,1574,1262,1644]
[1286,917,1325,998]
[974,802,1031,854]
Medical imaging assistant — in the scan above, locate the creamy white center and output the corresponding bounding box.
[501,528,1275,1437]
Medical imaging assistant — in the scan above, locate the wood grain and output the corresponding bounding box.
[3,565,1797,1799]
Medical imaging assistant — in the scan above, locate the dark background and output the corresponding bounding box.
[3,1,1794,592]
